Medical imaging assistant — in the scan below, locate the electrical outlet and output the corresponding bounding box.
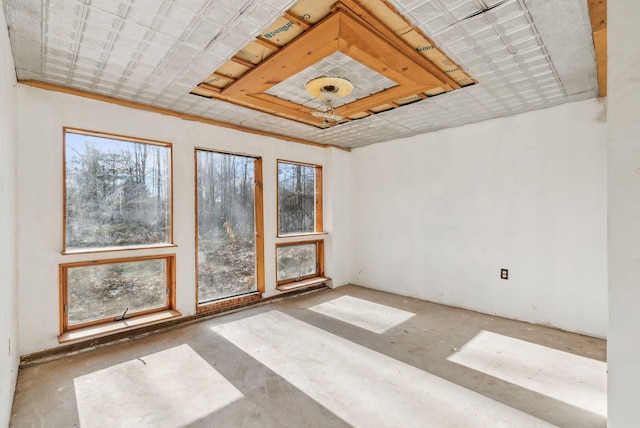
[501,269,509,280]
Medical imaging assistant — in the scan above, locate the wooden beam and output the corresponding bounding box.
[337,0,461,90]
[229,56,257,69]
[19,80,351,151]
[212,72,235,83]
[588,0,607,97]
[223,13,341,96]
[337,11,446,87]
[284,11,311,30]
[335,85,428,117]
[255,37,280,51]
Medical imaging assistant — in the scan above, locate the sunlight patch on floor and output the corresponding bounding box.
[448,330,607,417]
[212,310,555,428]
[309,295,415,333]
[74,344,243,428]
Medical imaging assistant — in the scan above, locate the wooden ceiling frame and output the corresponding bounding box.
[195,1,462,128]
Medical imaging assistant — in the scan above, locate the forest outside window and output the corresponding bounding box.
[64,128,172,253]
[195,150,265,310]
[277,161,322,236]
[60,255,175,331]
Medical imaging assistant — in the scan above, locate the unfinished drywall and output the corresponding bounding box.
[350,98,607,338]
[0,5,19,426]
[608,1,640,425]
[15,86,350,355]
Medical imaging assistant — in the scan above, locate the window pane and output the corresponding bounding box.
[65,131,171,250]
[278,162,316,234]
[277,243,317,282]
[197,151,257,303]
[66,258,168,326]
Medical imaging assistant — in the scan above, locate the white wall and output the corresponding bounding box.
[0,5,19,426]
[350,99,608,338]
[16,86,350,355]
[607,1,640,425]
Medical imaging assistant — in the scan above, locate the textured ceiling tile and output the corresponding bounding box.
[447,1,483,21]
[4,0,600,148]
[173,0,209,14]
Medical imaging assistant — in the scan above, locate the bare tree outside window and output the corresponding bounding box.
[278,162,319,235]
[64,130,171,251]
[196,150,257,303]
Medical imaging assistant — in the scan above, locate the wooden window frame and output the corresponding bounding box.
[275,239,325,287]
[59,254,176,333]
[194,149,265,314]
[277,159,323,237]
[62,127,174,255]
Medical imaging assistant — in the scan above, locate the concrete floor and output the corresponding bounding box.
[10,285,607,427]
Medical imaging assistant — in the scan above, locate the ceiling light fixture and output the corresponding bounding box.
[306,77,353,126]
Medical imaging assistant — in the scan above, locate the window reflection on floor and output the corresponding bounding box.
[74,344,243,428]
[212,310,556,428]
[448,330,607,417]
[309,295,415,333]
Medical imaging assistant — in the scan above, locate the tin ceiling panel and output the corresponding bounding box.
[265,52,397,108]
[2,0,598,148]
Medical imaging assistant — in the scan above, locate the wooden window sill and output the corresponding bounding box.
[276,232,328,239]
[61,243,177,256]
[58,310,182,344]
[277,277,330,292]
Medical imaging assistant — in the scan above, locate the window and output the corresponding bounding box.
[277,161,322,235]
[195,150,264,309]
[64,128,172,252]
[276,240,324,287]
[60,129,176,337]
[60,255,175,331]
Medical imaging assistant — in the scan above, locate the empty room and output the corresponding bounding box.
[0,0,638,427]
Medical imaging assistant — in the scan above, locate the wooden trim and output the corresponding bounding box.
[19,80,350,152]
[276,276,329,292]
[58,263,66,335]
[63,127,173,147]
[317,239,325,277]
[193,149,199,311]
[255,158,265,294]
[62,127,68,257]
[62,243,178,256]
[62,128,174,253]
[315,164,323,233]
[59,254,176,333]
[588,0,607,97]
[59,310,182,344]
[275,239,325,286]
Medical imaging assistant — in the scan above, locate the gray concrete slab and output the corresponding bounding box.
[10,285,606,427]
